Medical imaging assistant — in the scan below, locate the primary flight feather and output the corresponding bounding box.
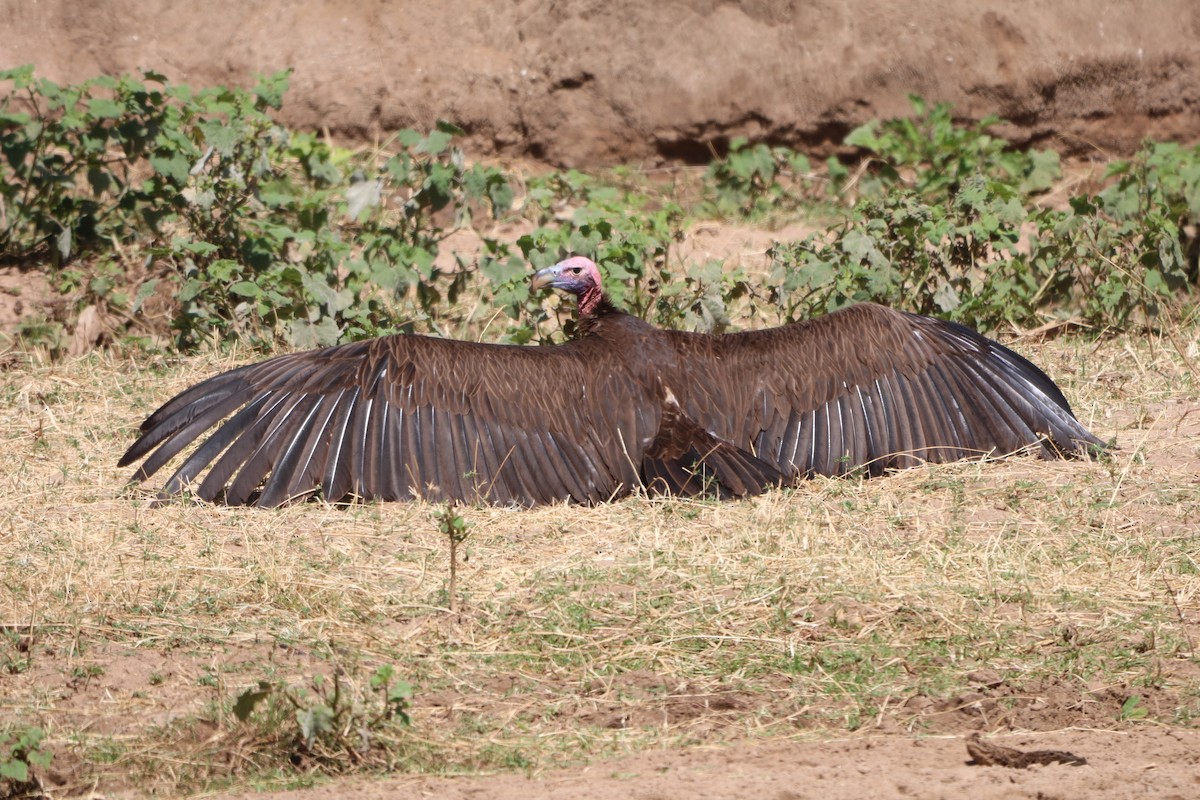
[120,256,1103,506]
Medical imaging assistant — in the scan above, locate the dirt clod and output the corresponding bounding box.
[966,733,1088,768]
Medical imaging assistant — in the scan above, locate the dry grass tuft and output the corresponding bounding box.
[2,326,1198,795]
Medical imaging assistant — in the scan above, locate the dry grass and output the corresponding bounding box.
[1,326,1198,796]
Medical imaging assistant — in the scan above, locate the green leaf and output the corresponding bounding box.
[1120,695,1149,721]
[840,229,885,269]
[480,255,527,286]
[396,129,421,148]
[0,64,34,88]
[198,119,241,157]
[253,69,292,110]
[1144,268,1168,295]
[178,278,206,303]
[370,664,396,688]
[844,121,881,152]
[207,260,240,281]
[87,98,124,119]
[305,150,342,185]
[131,280,159,313]
[416,130,453,155]
[797,257,834,289]
[0,759,29,782]
[489,180,514,213]
[288,317,341,348]
[229,280,262,298]
[174,239,220,256]
[300,271,353,312]
[150,152,190,184]
[1022,149,1061,192]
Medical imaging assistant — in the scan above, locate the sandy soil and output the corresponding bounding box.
[213,730,1200,800]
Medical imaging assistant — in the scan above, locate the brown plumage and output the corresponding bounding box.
[120,256,1104,507]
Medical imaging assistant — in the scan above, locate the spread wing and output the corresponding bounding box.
[120,334,666,507]
[672,303,1104,477]
[121,302,1102,507]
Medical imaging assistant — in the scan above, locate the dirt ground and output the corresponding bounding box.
[3,305,1198,800]
[4,3,1200,798]
[2,1,1200,166]
[214,730,1200,800]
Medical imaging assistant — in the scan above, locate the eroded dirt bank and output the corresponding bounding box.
[3,0,1199,166]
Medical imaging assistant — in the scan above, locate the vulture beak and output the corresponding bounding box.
[530,264,560,292]
[531,256,599,299]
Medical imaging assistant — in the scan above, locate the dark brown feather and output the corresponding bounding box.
[120,261,1104,508]
[664,303,1103,477]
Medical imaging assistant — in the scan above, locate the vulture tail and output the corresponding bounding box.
[643,404,786,499]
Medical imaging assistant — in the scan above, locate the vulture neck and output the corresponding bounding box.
[577,290,621,335]
[578,284,606,317]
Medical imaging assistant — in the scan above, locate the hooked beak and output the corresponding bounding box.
[530,264,561,292]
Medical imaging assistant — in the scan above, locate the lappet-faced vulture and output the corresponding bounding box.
[120,256,1103,507]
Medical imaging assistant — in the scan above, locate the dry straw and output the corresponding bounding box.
[1,325,1197,794]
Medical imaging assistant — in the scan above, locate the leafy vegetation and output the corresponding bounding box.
[0,66,515,351]
[838,95,1062,197]
[0,726,52,796]
[435,503,472,612]
[229,664,414,773]
[767,97,1199,330]
[3,74,1197,357]
[702,136,816,219]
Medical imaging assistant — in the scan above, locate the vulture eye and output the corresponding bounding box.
[570,267,582,274]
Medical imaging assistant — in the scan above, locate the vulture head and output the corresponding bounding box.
[531,256,605,315]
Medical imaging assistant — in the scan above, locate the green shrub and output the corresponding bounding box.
[703,137,815,218]
[231,665,413,772]
[2,69,1196,351]
[840,95,1060,199]
[0,66,192,263]
[1,67,515,350]
[1,725,52,795]
[767,175,1045,329]
[768,103,1197,331]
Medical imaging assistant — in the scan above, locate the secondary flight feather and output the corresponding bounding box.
[120,256,1104,506]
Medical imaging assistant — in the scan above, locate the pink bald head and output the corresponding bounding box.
[530,256,605,315]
